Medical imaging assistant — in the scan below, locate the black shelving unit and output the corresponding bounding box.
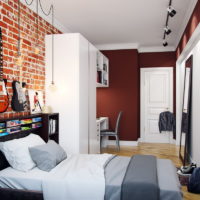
[0,114,42,142]
[0,113,59,143]
[40,113,59,143]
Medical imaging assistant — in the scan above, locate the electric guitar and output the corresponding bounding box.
[0,27,9,113]
[11,54,28,111]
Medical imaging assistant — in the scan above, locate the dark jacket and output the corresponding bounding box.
[158,111,175,133]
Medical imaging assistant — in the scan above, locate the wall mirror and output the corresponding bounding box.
[179,55,193,166]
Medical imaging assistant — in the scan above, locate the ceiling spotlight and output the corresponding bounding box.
[163,40,168,47]
[164,26,171,35]
[167,6,177,17]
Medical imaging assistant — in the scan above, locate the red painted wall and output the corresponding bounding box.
[97,51,176,141]
[176,1,200,58]
[139,52,176,67]
[97,50,140,141]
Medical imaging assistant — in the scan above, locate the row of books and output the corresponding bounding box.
[3,117,42,128]
[49,119,57,135]
[0,122,42,136]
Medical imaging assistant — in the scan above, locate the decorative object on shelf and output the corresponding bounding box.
[96,52,109,87]
[0,27,9,113]
[42,105,52,114]
[28,90,44,114]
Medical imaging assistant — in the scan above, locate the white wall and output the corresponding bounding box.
[191,40,200,166]
[176,23,200,166]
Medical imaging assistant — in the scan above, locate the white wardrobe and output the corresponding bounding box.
[45,33,99,154]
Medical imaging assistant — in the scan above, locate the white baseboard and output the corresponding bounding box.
[107,140,139,147]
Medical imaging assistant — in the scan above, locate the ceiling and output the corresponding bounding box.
[45,0,197,52]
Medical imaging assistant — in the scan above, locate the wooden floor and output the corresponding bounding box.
[102,142,200,200]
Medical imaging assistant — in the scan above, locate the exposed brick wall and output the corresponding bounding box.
[0,0,61,118]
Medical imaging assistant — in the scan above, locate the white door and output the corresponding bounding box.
[141,68,173,143]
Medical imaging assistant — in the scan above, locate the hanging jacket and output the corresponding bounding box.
[158,111,175,133]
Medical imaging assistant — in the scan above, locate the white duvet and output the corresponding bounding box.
[42,153,113,200]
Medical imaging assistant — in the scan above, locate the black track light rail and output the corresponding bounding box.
[163,0,172,40]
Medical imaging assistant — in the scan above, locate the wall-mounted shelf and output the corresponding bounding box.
[0,113,59,144]
[40,113,59,143]
[96,52,109,87]
[0,114,42,138]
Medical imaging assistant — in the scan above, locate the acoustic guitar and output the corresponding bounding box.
[0,27,9,113]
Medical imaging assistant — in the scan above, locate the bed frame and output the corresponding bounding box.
[0,115,44,200]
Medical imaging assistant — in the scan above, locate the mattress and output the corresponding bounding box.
[0,156,182,200]
[0,166,48,191]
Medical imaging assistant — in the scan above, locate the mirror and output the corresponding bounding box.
[179,55,193,166]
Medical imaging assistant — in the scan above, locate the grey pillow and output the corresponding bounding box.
[29,140,67,172]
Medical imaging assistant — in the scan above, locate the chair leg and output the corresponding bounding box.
[100,136,102,153]
[115,135,120,151]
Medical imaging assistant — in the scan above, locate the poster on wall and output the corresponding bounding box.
[28,90,44,114]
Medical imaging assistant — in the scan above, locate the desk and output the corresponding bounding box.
[96,117,109,151]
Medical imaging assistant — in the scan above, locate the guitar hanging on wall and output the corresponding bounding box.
[0,27,9,113]
[11,54,28,112]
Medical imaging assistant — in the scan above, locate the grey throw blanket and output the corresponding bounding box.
[121,155,159,200]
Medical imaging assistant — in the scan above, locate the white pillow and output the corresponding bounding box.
[1,134,45,172]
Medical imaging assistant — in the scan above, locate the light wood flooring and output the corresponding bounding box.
[102,142,200,200]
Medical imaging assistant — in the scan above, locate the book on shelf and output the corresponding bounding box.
[7,126,21,134]
[0,123,5,129]
[32,117,42,123]
[0,132,9,137]
[32,122,42,129]
[21,126,31,131]
[49,119,57,135]
[6,120,21,127]
[21,119,32,125]
[0,128,6,133]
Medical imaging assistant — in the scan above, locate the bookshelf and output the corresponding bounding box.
[96,52,109,87]
[40,113,59,143]
[0,114,42,141]
[0,113,59,143]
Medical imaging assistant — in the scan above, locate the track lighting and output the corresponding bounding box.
[164,26,171,35]
[163,40,168,47]
[167,6,177,17]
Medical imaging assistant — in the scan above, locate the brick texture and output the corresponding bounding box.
[0,0,61,118]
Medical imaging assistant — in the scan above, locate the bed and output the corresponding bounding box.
[0,132,183,200]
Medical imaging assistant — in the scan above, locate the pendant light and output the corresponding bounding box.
[37,0,56,91]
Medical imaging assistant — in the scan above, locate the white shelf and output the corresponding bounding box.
[96,82,108,88]
[96,52,109,87]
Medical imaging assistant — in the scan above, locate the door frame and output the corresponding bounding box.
[140,67,174,143]
[176,24,200,146]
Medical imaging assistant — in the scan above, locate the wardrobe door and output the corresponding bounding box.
[78,35,89,154]
[88,43,99,154]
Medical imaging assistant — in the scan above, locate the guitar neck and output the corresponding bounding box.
[0,27,3,82]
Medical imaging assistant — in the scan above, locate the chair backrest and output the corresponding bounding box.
[115,111,123,134]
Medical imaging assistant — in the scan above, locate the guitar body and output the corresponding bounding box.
[11,81,27,111]
[0,79,9,113]
[0,27,9,113]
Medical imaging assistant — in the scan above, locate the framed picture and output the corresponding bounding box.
[28,90,44,114]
